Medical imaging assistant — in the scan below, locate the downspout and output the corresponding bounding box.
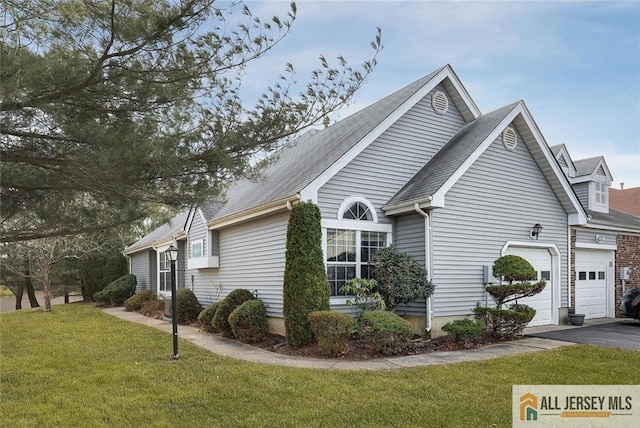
[414,203,432,332]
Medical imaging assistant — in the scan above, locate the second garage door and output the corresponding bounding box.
[575,249,612,319]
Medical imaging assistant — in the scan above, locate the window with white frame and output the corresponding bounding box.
[190,238,203,258]
[594,181,607,207]
[325,199,389,296]
[158,251,171,294]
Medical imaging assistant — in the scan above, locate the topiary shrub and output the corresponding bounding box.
[442,319,484,343]
[176,288,201,324]
[198,302,220,333]
[93,274,136,306]
[358,310,414,355]
[371,246,434,311]
[212,289,255,337]
[283,201,331,348]
[124,290,156,312]
[488,255,544,308]
[473,304,536,338]
[308,311,354,356]
[228,300,269,343]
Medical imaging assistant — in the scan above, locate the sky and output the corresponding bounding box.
[239,1,640,188]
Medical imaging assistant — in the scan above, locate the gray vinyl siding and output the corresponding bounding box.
[576,230,617,245]
[186,212,289,317]
[177,240,187,288]
[130,252,150,292]
[394,213,429,317]
[187,214,208,259]
[318,85,466,220]
[573,182,589,210]
[149,251,157,292]
[431,125,570,317]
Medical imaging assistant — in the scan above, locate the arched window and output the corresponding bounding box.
[325,197,389,296]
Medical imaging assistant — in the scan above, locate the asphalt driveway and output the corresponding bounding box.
[527,320,640,351]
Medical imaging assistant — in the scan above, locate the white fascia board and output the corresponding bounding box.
[517,103,588,226]
[300,67,479,204]
[184,208,197,234]
[431,103,524,204]
[443,65,482,120]
[382,196,434,216]
[207,194,300,229]
[556,145,576,177]
[579,222,640,236]
[575,242,618,251]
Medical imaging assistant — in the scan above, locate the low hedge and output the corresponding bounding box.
[124,290,156,312]
[442,319,484,343]
[198,302,220,332]
[176,288,201,324]
[93,274,136,306]
[358,310,414,356]
[308,311,353,356]
[212,289,255,337]
[473,304,536,338]
[229,300,269,343]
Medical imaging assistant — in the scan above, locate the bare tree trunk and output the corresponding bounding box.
[42,264,52,312]
[24,258,40,308]
[14,284,24,310]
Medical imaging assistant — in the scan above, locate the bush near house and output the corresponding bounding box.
[124,290,156,312]
[442,319,484,343]
[308,311,354,356]
[283,201,330,348]
[358,310,414,355]
[176,288,201,324]
[212,289,255,337]
[339,278,385,315]
[371,246,435,311]
[228,300,269,343]
[197,302,220,332]
[93,274,136,306]
[140,298,164,318]
[475,255,545,338]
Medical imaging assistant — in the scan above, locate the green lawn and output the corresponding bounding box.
[2,304,639,427]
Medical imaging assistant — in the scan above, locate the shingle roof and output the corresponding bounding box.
[205,67,446,222]
[586,208,640,231]
[125,210,190,253]
[385,102,519,207]
[574,156,603,176]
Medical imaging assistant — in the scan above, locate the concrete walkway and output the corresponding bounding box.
[103,307,573,371]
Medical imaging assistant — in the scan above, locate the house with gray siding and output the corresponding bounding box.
[550,145,640,320]
[125,65,589,336]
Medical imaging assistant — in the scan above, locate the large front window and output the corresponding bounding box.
[325,199,389,296]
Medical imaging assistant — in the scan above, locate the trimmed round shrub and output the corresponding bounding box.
[93,274,136,306]
[442,319,484,343]
[473,304,536,338]
[371,246,435,311]
[176,288,201,324]
[308,311,354,356]
[229,300,269,343]
[198,302,220,332]
[212,289,255,337]
[358,310,414,355]
[492,255,536,285]
[283,201,330,348]
[124,290,156,312]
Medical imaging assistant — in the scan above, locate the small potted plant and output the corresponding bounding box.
[568,308,585,326]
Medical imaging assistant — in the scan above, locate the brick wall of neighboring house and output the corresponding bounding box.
[615,234,640,317]
[570,229,576,310]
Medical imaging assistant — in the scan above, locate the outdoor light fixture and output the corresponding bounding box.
[530,223,543,240]
[165,243,179,360]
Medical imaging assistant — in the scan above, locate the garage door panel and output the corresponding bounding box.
[575,249,611,319]
[505,247,552,327]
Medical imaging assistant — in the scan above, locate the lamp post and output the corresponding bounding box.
[165,244,179,360]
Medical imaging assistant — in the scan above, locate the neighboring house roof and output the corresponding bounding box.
[610,187,640,217]
[125,210,190,254]
[585,208,640,233]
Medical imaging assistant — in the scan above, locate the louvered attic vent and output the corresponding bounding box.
[432,90,448,115]
[503,127,517,151]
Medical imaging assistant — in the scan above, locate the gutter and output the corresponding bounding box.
[414,203,433,333]
[207,194,301,230]
[382,196,433,216]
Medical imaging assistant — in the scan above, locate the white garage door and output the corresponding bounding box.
[504,247,553,327]
[575,249,611,319]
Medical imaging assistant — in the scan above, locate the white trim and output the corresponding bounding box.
[187,256,220,269]
[184,208,197,234]
[321,218,392,233]
[207,195,300,229]
[189,238,204,259]
[575,242,617,251]
[300,66,481,204]
[337,196,379,223]
[501,240,561,325]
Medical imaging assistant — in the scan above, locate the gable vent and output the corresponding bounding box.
[503,127,517,151]
[432,90,449,115]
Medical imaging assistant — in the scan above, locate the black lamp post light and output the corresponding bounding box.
[165,243,179,360]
